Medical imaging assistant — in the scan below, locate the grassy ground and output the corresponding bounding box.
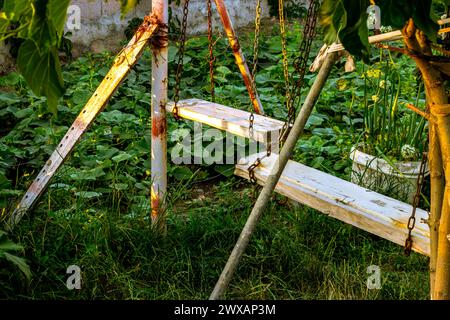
[0,19,430,299]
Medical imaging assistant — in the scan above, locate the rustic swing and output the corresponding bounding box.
[165,0,431,256]
[6,0,435,298]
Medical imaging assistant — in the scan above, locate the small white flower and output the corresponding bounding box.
[401,144,418,160]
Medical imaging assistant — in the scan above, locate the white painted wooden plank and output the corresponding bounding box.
[166,99,284,143]
[8,21,159,228]
[235,153,430,256]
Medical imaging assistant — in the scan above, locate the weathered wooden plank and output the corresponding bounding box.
[166,99,284,143]
[7,20,159,228]
[328,30,403,52]
[327,18,450,53]
[235,152,430,256]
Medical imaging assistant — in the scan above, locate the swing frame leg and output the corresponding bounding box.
[209,51,339,300]
[7,17,161,229]
[213,0,264,115]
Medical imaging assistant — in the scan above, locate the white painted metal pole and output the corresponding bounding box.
[151,0,168,227]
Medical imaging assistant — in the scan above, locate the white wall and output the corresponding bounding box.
[69,0,270,55]
[0,0,271,71]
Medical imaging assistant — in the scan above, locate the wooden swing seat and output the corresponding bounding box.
[235,152,430,256]
[166,99,284,143]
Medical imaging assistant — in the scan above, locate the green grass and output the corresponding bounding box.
[0,20,430,299]
[2,177,429,299]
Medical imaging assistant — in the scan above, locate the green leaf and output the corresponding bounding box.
[171,166,194,180]
[320,0,370,61]
[4,252,31,280]
[112,152,133,163]
[3,0,32,21]
[17,40,65,113]
[378,0,412,29]
[412,0,438,42]
[47,0,71,39]
[75,191,102,199]
[29,14,58,51]
[120,0,138,17]
[0,238,24,251]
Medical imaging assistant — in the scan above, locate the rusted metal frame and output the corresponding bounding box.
[7,19,160,229]
[150,0,169,226]
[213,0,264,115]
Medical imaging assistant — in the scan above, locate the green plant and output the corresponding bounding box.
[0,229,31,281]
[356,52,427,162]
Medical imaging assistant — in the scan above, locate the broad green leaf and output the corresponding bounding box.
[112,152,133,163]
[171,166,194,180]
[47,0,71,39]
[29,14,58,51]
[75,191,102,199]
[3,0,32,21]
[413,0,438,42]
[0,238,23,251]
[120,0,138,18]
[17,40,65,113]
[4,252,31,280]
[378,0,412,29]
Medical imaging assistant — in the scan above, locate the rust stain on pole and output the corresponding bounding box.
[151,114,167,137]
[214,0,264,115]
[151,0,169,225]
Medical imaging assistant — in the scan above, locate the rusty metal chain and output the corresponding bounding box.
[172,0,190,120]
[404,152,428,256]
[279,0,320,146]
[207,0,216,101]
[248,0,269,185]
[248,0,262,142]
[279,0,291,95]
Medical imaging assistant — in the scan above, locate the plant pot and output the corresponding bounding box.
[349,145,429,204]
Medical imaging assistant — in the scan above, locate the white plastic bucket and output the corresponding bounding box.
[349,145,429,204]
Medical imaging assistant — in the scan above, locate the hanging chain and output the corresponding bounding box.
[279,0,320,146]
[248,0,262,142]
[172,0,190,120]
[404,152,428,256]
[247,0,271,186]
[279,0,291,95]
[207,0,216,101]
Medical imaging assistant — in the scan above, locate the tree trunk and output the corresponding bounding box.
[429,122,444,297]
[402,19,450,299]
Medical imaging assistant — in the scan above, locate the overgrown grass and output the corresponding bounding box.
[0,20,430,299]
[3,178,429,299]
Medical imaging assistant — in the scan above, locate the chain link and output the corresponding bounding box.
[207,0,216,101]
[173,0,190,120]
[247,0,266,184]
[248,0,262,143]
[279,0,320,146]
[404,152,428,256]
